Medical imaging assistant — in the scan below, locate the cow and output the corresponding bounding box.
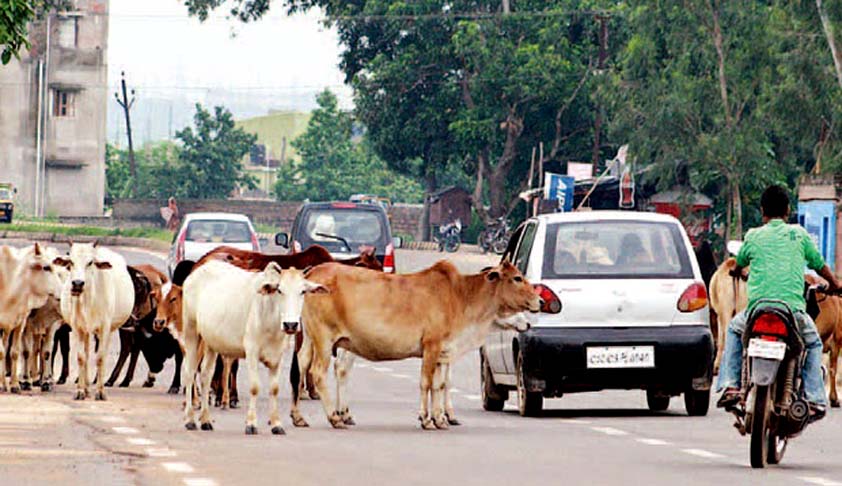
[180,260,327,434]
[54,242,134,400]
[0,243,62,393]
[105,265,181,393]
[804,273,842,407]
[289,259,540,430]
[709,257,747,374]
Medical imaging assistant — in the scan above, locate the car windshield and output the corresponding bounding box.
[0,189,11,200]
[541,220,693,279]
[185,220,251,243]
[300,209,385,250]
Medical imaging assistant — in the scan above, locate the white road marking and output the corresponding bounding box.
[126,437,155,446]
[147,448,178,458]
[802,477,842,486]
[450,388,462,393]
[590,426,628,436]
[99,416,126,423]
[680,449,725,460]
[389,373,410,379]
[636,438,669,446]
[184,479,218,486]
[111,426,139,435]
[561,419,592,424]
[372,366,393,372]
[162,462,195,473]
[462,394,481,401]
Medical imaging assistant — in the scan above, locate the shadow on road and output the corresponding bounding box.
[499,408,686,419]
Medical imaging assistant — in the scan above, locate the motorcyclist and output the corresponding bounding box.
[716,185,841,420]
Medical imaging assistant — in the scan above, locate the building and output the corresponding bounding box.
[0,0,109,217]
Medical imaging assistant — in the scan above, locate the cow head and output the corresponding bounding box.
[484,259,541,316]
[21,243,63,301]
[355,246,383,271]
[153,282,181,334]
[53,243,112,297]
[257,262,328,335]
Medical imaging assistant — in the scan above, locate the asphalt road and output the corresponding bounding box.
[1,240,841,486]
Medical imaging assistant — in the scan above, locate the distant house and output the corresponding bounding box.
[235,111,311,199]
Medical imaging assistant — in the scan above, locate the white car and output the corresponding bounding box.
[167,212,260,278]
[481,211,714,417]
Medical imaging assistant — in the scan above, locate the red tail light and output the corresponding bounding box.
[677,282,707,312]
[251,232,260,252]
[752,313,788,337]
[533,284,562,314]
[292,240,302,254]
[175,230,186,262]
[383,243,395,273]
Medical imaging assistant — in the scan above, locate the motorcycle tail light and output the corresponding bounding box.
[677,282,707,312]
[752,313,788,337]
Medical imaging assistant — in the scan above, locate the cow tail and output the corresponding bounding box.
[731,272,738,319]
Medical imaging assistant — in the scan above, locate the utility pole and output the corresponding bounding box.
[592,15,608,168]
[114,71,137,189]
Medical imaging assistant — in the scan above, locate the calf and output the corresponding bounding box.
[181,260,327,434]
[55,243,134,400]
[290,259,540,430]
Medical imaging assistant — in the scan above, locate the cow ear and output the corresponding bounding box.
[34,242,42,256]
[305,283,329,294]
[92,239,99,248]
[94,261,112,269]
[486,270,501,282]
[53,257,70,268]
[259,283,278,295]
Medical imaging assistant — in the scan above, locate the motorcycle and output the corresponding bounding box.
[726,290,837,468]
[436,219,462,253]
[478,217,510,255]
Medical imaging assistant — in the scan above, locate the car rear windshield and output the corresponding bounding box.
[185,220,252,243]
[298,209,386,250]
[0,189,11,200]
[542,220,693,279]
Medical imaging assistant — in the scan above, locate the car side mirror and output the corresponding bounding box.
[392,236,403,249]
[275,232,289,248]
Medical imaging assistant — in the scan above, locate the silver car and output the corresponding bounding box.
[166,212,260,278]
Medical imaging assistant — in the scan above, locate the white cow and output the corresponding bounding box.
[0,243,62,392]
[55,243,134,400]
[181,260,327,435]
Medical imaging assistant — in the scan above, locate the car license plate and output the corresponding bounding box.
[586,346,655,369]
[747,339,786,360]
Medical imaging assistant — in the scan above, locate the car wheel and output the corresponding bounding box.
[684,389,710,416]
[646,390,670,412]
[481,351,506,412]
[516,353,542,417]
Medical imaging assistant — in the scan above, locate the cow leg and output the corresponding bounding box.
[418,342,442,430]
[182,333,201,431]
[198,348,217,431]
[443,363,460,425]
[120,336,142,388]
[74,330,89,400]
[40,321,60,392]
[0,328,8,392]
[267,358,285,435]
[431,362,449,429]
[9,324,25,393]
[334,350,356,426]
[290,337,313,428]
[713,310,729,375]
[169,343,183,394]
[105,329,131,387]
[220,357,232,410]
[211,356,224,407]
[94,328,113,400]
[20,326,34,391]
[244,349,261,435]
[229,359,240,408]
[831,338,840,408]
[54,325,70,385]
[310,339,344,429]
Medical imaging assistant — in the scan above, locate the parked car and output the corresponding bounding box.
[481,211,714,417]
[0,183,15,223]
[166,212,260,277]
[275,202,400,273]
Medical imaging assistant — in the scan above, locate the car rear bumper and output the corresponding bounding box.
[518,325,714,395]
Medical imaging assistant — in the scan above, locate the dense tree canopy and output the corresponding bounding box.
[1,0,67,64]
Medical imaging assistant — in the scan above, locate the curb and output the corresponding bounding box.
[0,231,170,253]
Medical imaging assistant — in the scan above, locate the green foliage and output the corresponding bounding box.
[106,142,183,200]
[1,0,70,64]
[274,90,424,203]
[5,222,172,243]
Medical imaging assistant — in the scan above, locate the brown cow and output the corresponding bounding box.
[805,273,842,407]
[709,258,747,374]
[290,259,540,430]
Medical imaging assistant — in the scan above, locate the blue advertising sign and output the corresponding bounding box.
[543,173,575,212]
[798,200,837,271]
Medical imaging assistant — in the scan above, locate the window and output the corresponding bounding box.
[57,18,78,48]
[185,220,252,243]
[53,90,76,117]
[513,223,537,274]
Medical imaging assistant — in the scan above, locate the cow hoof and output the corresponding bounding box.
[10,386,20,394]
[20,382,31,391]
[33,379,41,387]
[200,422,213,431]
[74,391,85,400]
[328,414,347,429]
[56,377,67,385]
[308,390,320,400]
[342,415,356,426]
[104,380,115,388]
[245,425,258,435]
[230,399,239,409]
[185,422,198,431]
[168,386,180,395]
[41,382,53,392]
[831,399,840,409]
[420,418,436,431]
[271,426,285,435]
[118,381,130,388]
[446,414,461,426]
[291,414,309,428]
[95,391,107,401]
[433,416,449,430]
[142,380,154,388]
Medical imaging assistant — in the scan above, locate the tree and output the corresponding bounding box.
[106,142,184,201]
[1,0,68,64]
[175,104,257,199]
[274,90,423,202]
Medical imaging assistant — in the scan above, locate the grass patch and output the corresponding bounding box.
[2,223,173,243]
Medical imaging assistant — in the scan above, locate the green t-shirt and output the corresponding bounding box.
[736,219,826,313]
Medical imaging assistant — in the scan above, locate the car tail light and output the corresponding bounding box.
[533,284,562,314]
[292,240,302,254]
[383,242,395,273]
[175,230,186,263]
[752,313,788,337]
[677,282,707,312]
[331,202,357,209]
[251,232,260,252]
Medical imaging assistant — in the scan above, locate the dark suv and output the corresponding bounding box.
[276,202,399,273]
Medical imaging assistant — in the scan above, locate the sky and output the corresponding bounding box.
[107,0,352,110]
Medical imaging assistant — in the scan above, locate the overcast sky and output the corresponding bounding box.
[108,0,352,109]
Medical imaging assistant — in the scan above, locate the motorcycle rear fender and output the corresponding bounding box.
[750,357,781,386]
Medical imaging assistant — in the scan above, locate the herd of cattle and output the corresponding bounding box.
[0,241,539,435]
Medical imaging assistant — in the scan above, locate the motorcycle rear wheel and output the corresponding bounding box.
[750,385,771,468]
[767,429,787,465]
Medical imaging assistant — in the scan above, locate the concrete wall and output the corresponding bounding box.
[112,199,425,239]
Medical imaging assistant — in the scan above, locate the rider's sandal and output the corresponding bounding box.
[716,388,741,409]
[808,403,827,423]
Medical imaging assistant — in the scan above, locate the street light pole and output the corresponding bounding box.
[114,71,137,192]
